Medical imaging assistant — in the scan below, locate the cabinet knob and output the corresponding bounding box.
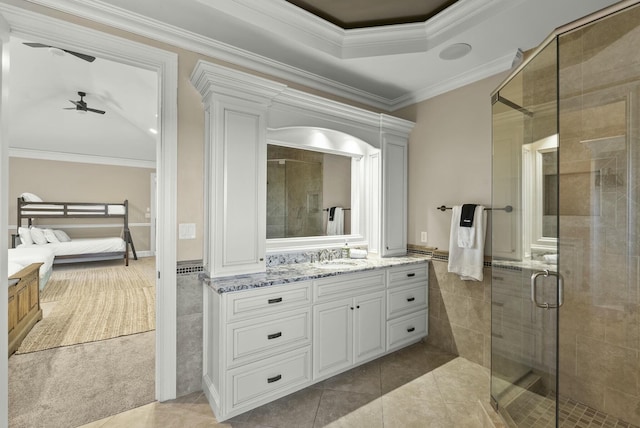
[350,306,354,310]
[407,273,416,277]
[407,326,416,333]
[267,332,282,340]
[268,297,283,304]
[356,305,360,309]
[406,297,415,302]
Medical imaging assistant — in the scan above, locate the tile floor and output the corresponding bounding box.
[79,341,495,428]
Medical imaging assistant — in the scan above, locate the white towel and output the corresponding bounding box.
[448,205,486,281]
[326,207,344,235]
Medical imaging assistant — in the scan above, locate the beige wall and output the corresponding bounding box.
[396,71,509,255]
[9,158,154,252]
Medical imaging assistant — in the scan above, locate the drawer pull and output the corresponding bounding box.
[406,297,416,302]
[407,326,416,333]
[407,273,416,277]
[268,297,283,304]
[267,332,282,340]
[267,374,282,384]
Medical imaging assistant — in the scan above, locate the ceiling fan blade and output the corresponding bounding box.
[86,107,106,115]
[64,50,96,63]
[23,42,96,62]
[63,107,77,110]
[23,42,51,48]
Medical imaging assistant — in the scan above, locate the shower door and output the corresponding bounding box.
[490,38,561,427]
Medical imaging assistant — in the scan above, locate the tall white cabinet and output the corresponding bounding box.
[381,132,408,256]
[191,64,286,277]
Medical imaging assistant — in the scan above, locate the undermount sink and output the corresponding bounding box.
[314,259,366,269]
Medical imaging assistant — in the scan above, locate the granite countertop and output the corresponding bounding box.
[200,254,430,294]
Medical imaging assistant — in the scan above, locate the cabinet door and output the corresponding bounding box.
[313,297,353,379]
[381,135,407,256]
[209,103,267,277]
[353,291,386,363]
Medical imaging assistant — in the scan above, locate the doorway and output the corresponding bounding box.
[0,7,178,428]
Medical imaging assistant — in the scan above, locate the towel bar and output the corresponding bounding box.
[436,205,513,212]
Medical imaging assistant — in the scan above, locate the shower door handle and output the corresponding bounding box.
[530,270,564,309]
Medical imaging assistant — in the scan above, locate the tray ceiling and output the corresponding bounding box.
[284,0,460,29]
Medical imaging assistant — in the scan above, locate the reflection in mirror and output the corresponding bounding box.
[542,150,558,238]
[267,145,351,239]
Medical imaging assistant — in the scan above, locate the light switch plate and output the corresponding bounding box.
[179,223,196,240]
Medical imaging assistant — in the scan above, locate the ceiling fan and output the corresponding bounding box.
[23,42,96,63]
[64,92,106,115]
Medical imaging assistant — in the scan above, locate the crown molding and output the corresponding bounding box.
[390,50,517,110]
[9,148,156,169]
[198,0,520,59]
[21,0,520,111]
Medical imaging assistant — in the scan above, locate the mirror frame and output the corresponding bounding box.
[266,127,378,253]
[522,133,558,256]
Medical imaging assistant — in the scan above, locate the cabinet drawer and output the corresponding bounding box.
[226,282,312,322]
[387,309,427,351]
[227,308,311,367]
[387,283,427,319]
[387,263,428,288]
[313,270,385,302]
[228,346,311,411]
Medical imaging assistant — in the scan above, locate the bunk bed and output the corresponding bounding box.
[14,197,137,266]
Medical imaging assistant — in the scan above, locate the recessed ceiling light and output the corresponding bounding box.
[439,43,472,60]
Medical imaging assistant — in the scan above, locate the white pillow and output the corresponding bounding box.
[53,229,71,242]
[44,229,59,243]
[30,227,47,245]
[20,192,43,202]
[18,227,33,245]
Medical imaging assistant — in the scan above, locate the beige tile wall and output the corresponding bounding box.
[426,259,492,369]
[556,5,640,425]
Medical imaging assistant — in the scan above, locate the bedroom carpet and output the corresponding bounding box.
[9,331,155,428]
[16,258,155,354]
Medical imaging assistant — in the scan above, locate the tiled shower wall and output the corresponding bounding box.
[556,6,640,425]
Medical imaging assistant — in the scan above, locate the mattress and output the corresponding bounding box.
[20,237,126,257]
[8,246,56,289]
[20,203,126,216]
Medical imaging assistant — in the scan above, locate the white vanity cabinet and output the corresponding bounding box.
[385,264,429,351]
[312,270,386,379]
[203,281,314,420]
[203,261,428,422]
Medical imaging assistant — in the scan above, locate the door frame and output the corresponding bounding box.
[0,4,178,425]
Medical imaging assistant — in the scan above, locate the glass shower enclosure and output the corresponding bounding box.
[491,1,640,426]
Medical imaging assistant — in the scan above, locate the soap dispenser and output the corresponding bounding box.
[342,242,350,259]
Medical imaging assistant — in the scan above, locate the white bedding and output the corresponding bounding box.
[21,203,126,216]
[18,237,126,257]
[8,246,55,281]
